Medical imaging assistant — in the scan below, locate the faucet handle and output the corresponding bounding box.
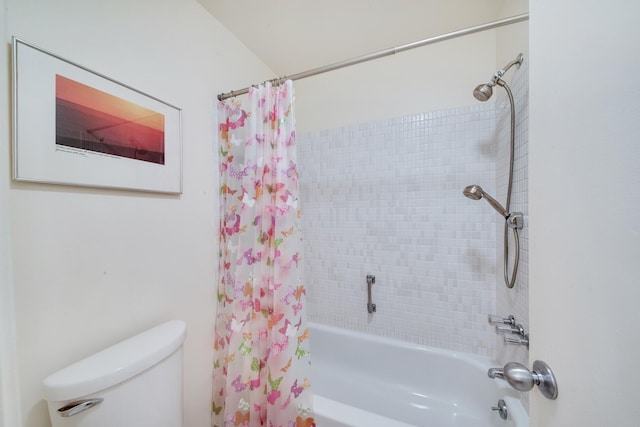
[488,314,516,326]
[504,334,529,348]
[491,399,508,420]
[495,324,524,335]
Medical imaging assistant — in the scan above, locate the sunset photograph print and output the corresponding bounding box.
[55,74,166,164]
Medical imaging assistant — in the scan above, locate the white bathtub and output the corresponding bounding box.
[309,323,528,427]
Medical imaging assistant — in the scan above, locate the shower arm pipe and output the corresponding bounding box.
[491,55,524,86]
[217,13,529,100]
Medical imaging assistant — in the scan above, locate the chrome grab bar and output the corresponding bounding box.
[366,275,376,313]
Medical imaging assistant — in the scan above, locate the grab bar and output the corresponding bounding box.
[366,275,376,313]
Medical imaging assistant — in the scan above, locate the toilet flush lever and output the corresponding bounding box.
[58,398,104,417]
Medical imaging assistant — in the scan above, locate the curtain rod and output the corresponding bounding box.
[217,13,528,101]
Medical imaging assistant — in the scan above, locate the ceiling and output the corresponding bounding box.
[197,0,510,76]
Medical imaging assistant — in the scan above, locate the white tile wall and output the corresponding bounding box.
[495,61,530,409]
[495,61,529,359]
[298,104,501,355]
[297,63,528,358]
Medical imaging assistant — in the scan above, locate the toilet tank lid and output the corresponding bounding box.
[43,320,186,402]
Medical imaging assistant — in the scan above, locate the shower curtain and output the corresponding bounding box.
[213,81,315,427]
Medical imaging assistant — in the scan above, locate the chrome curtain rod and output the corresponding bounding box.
[217,13,529,101]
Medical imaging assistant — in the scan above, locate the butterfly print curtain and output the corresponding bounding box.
[213,81,315,427]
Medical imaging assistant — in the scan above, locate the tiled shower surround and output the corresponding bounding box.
[496,62,529,366]
[298,65,528,356]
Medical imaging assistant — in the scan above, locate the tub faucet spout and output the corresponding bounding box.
[487,361,559,400]
[488,368,505,379]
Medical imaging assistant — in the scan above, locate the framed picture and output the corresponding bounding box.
[12,37,182,194]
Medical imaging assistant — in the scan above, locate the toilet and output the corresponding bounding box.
[42,320,186,427]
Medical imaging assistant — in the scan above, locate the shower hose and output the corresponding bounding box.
[500,79,520,289]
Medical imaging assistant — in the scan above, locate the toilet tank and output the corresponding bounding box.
[43,320,186,427]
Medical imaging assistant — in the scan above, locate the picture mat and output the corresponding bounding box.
[13,38,182,194]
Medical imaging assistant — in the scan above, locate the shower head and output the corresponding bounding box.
[463,185,508,217]
[463,184,483,200]
[473,84,493,102]
[473,53,524,101]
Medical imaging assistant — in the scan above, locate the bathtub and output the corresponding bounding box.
[309,323,528,427]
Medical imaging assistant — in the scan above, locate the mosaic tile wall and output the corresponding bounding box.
[297,63,529,357]
[494,61,529,361]
[298,103,501,355]
[494,62,530,409]
[298,61,529,358]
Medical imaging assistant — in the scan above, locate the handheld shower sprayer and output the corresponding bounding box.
[463,185,508,218]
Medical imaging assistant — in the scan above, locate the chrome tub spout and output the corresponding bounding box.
[488,368,505,379]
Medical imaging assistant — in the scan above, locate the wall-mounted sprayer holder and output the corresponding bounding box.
[506,212,524,230]
[462,185,524,289]
[366,275,376,313]
[489,314,529,348]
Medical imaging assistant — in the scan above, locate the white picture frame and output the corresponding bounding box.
[12,37,183,194]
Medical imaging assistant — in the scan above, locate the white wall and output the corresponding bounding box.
[529,0,640,425]
[496,0,529,77]
[2,1,273,426]
[0,0,22,424]
[294,30,498,133]
[292,1,527,134]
